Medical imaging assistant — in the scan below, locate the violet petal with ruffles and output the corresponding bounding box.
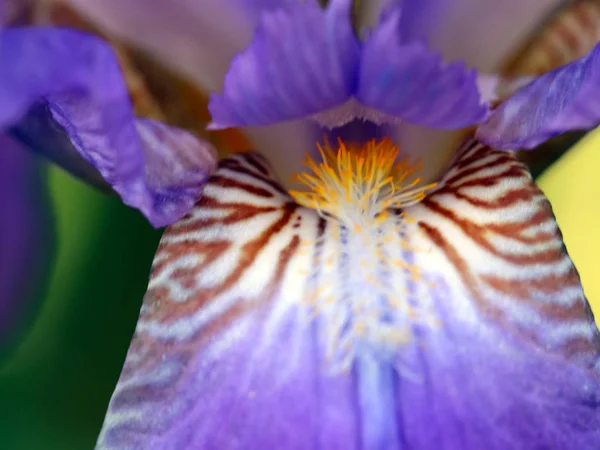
[357,5,488,129]
[210,0,489,130]
[0,28,217,227]
[208,0,360,129]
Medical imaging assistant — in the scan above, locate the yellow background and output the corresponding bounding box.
[538,128,600,325]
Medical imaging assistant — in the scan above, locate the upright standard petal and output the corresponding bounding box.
[0,28,217,227]
[97,139,600,449]
[357,6,489,129]
[208,0,360,128]
[477,42,600,149]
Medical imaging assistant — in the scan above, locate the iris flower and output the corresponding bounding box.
[1,0,600,448]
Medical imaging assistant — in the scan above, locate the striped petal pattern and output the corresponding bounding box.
[97,139,600,449]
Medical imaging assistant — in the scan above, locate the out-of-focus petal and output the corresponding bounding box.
[97,139,600,449]
[477,42,600,149]
[63,0,279,93]
[506,0,600,76]
[0,0,23,26]
[208,0,359,129]
[0,134,54,351]
[0,28,218,227]
[357,7,488,129]
[404,0,565,71]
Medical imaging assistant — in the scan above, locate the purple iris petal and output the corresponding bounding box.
[208,0,360,129]
[477,41,600,149]
[393,0,445,42]
[0,28,217,227]
[390,297,600,449]
[8,103,111,192]
[101,311,362,449]
[210,0,489,131]
[357,6,488,129]
[97,145,600,449]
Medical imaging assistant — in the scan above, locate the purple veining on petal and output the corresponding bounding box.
[133,119,218,221]
[477,42,600,149]
[0,28,217,227]
[210,0,494,131]
[357,6,489,129]
[208,0,360,129]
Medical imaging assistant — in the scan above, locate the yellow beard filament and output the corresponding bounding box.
[289,138,440,371]
[290,137,437,228]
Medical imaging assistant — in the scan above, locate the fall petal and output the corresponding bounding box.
[477,42,600,149]
[0,28,217,227]
[397,138,600,448]
[96,153,362,449]
[97,139,600,449]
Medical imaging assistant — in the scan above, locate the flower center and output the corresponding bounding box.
[289,137,437,229]
[290,138,440,371]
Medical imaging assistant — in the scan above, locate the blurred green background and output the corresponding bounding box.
[0,163,162,449]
